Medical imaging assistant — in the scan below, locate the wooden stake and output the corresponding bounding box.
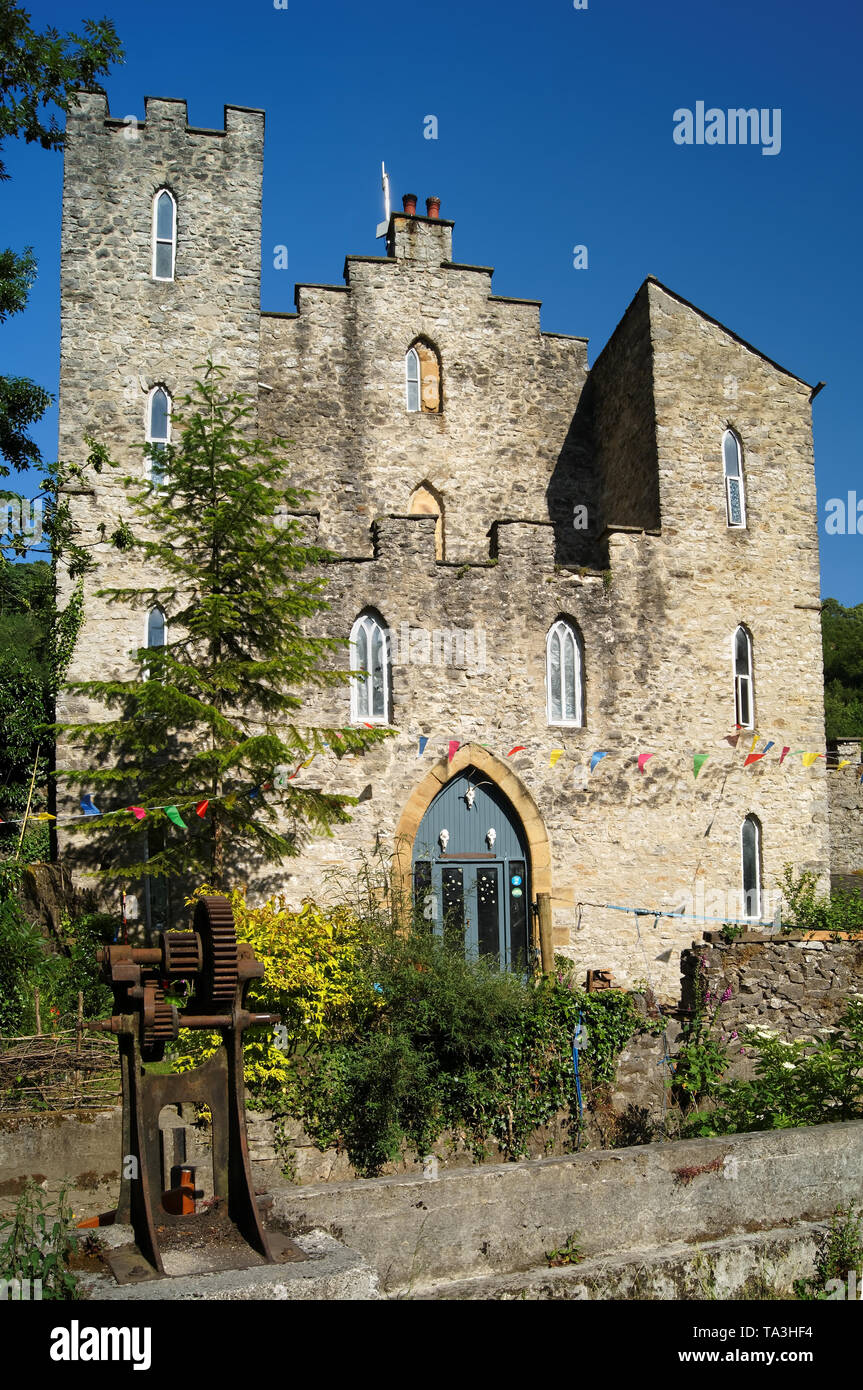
[34,987,42,1036]
[537,892,554,976]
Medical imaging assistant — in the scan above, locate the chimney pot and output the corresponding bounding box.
[403,193,418,215]
[426,195,441,219]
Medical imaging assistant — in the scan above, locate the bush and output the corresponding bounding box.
[684,996,863,1137]
[0,1182,79,1300]
[0,892,46,1036]
[780,865,863,936]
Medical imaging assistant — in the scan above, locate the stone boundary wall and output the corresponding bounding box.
[682,937,863,1044]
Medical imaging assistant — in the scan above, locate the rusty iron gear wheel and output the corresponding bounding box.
[141,985,178,1062]
[193,895,239,1009]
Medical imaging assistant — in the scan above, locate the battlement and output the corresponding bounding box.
[67,90,265,140]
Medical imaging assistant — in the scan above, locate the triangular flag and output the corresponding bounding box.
[590,751,609,773]
[248,786,260,800]
[801,752,822,768]
[549,750,565,768]
[762,741,775,753]
[363,722,374,729]
[779,747,791,765]
[693,754,709,779]
[724,733,741,748]
[448,741,460,763]
[508,746,526,757]
[164,806,187,828]
[34,812,56,821]
[129,806,146,820]
[225,793,238,807]
[418,736,429,756]
[747,735,759,756]
[196,800,209,818]
[836,759,852,770]
[637,753,654,774]
[743,753,765,767]
[80,795,100,816]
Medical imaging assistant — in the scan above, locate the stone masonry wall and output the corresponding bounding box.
[828,739,863,874]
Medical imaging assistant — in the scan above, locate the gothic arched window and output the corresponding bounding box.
[546,619,584,726]
[146,385,171,486]
[143,606,167,681]
[723,429,746,528]
[741,814,762,919]
[405,340,441,413]
[350,611,390,723]
[152,189,176,281]
[733,625,754,730]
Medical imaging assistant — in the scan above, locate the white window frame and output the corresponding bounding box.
[405,348,420,413]
[546,619,584,727]
[143,606,167,681]
[741,815,762,920]
[151,188,177,282]
[350,612,391,724]
[146,385,171,485]
[723,429,746,529]
[733,625,754,730]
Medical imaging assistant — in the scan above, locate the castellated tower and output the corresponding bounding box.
[54,92,832,995]
[55,93,264,836]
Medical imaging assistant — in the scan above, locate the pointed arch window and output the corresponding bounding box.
[143,606,167,682]
[546,619,584,726]
[350,612,390,723]
[733,626,754,730]
[741,815,762,919]
[405,341,441,413]
[152,189,176,281]
[723,429,746,528]
[146,386,171,486]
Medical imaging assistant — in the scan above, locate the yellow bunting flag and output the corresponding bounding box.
[801,752,822,768]
[549,750,564,768]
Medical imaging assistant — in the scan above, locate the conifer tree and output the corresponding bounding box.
[57,362,392,893]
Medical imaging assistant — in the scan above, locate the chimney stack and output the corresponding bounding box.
[402,193,418,215]
[426,195,441,219]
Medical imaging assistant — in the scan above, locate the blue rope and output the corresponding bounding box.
[573,1012,583,1121]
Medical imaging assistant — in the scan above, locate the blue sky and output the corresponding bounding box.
[4,0,862,601]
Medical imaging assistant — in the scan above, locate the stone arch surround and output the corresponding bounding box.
[392,743,552,908]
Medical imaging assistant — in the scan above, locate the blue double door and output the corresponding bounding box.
[411,768,531,969]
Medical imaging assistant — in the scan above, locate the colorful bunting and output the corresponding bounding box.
[549,750,565,768]
[801,752,823,768]
[448,740,460,763]
[418,736,429,756]
[33,812,55,821]
[637,753,654,774]
[80,795,100,816]
[164,806,187,828]
[693,754,709,779]
[590,752,609,773]
[129,806,146,820]
[196,800,209,818]
[779,747,791,765]
[508,746,526,757]
[724,733,741,748]
[763,741,775,753]
[743,753,764,767]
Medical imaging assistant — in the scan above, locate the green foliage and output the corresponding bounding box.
[684,997,863,1137]
[40,910,114,1022]
[0,1181,79,1299]
[671,959,731,1108]
[545,1233,583,1267]
[822,598,863,739]
[230,904,646,1177]
[779,864,863,937]
[795,1205,863,1300]
[0,890,45,1035]
[57,363,392,889]
[718,923,744,944]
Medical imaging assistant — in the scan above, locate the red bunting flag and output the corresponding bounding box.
[448,740,461,763]
[508,746,526,756]
[129,807,146,820]
[637,753,654,774]
[724,733,741,748]
[779,747,791,765]
[196,800,209,818]
[743,753,764,767]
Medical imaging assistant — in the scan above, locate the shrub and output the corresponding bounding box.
[0,1183,79,1300]
[780,865,863,936]
[684,996,863,1137]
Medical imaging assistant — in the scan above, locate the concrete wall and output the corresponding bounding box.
[271,1119,863,1292]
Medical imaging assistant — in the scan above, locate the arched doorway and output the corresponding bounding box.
[411,766,531,968]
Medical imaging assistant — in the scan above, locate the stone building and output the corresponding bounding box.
[55,93,835,997]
